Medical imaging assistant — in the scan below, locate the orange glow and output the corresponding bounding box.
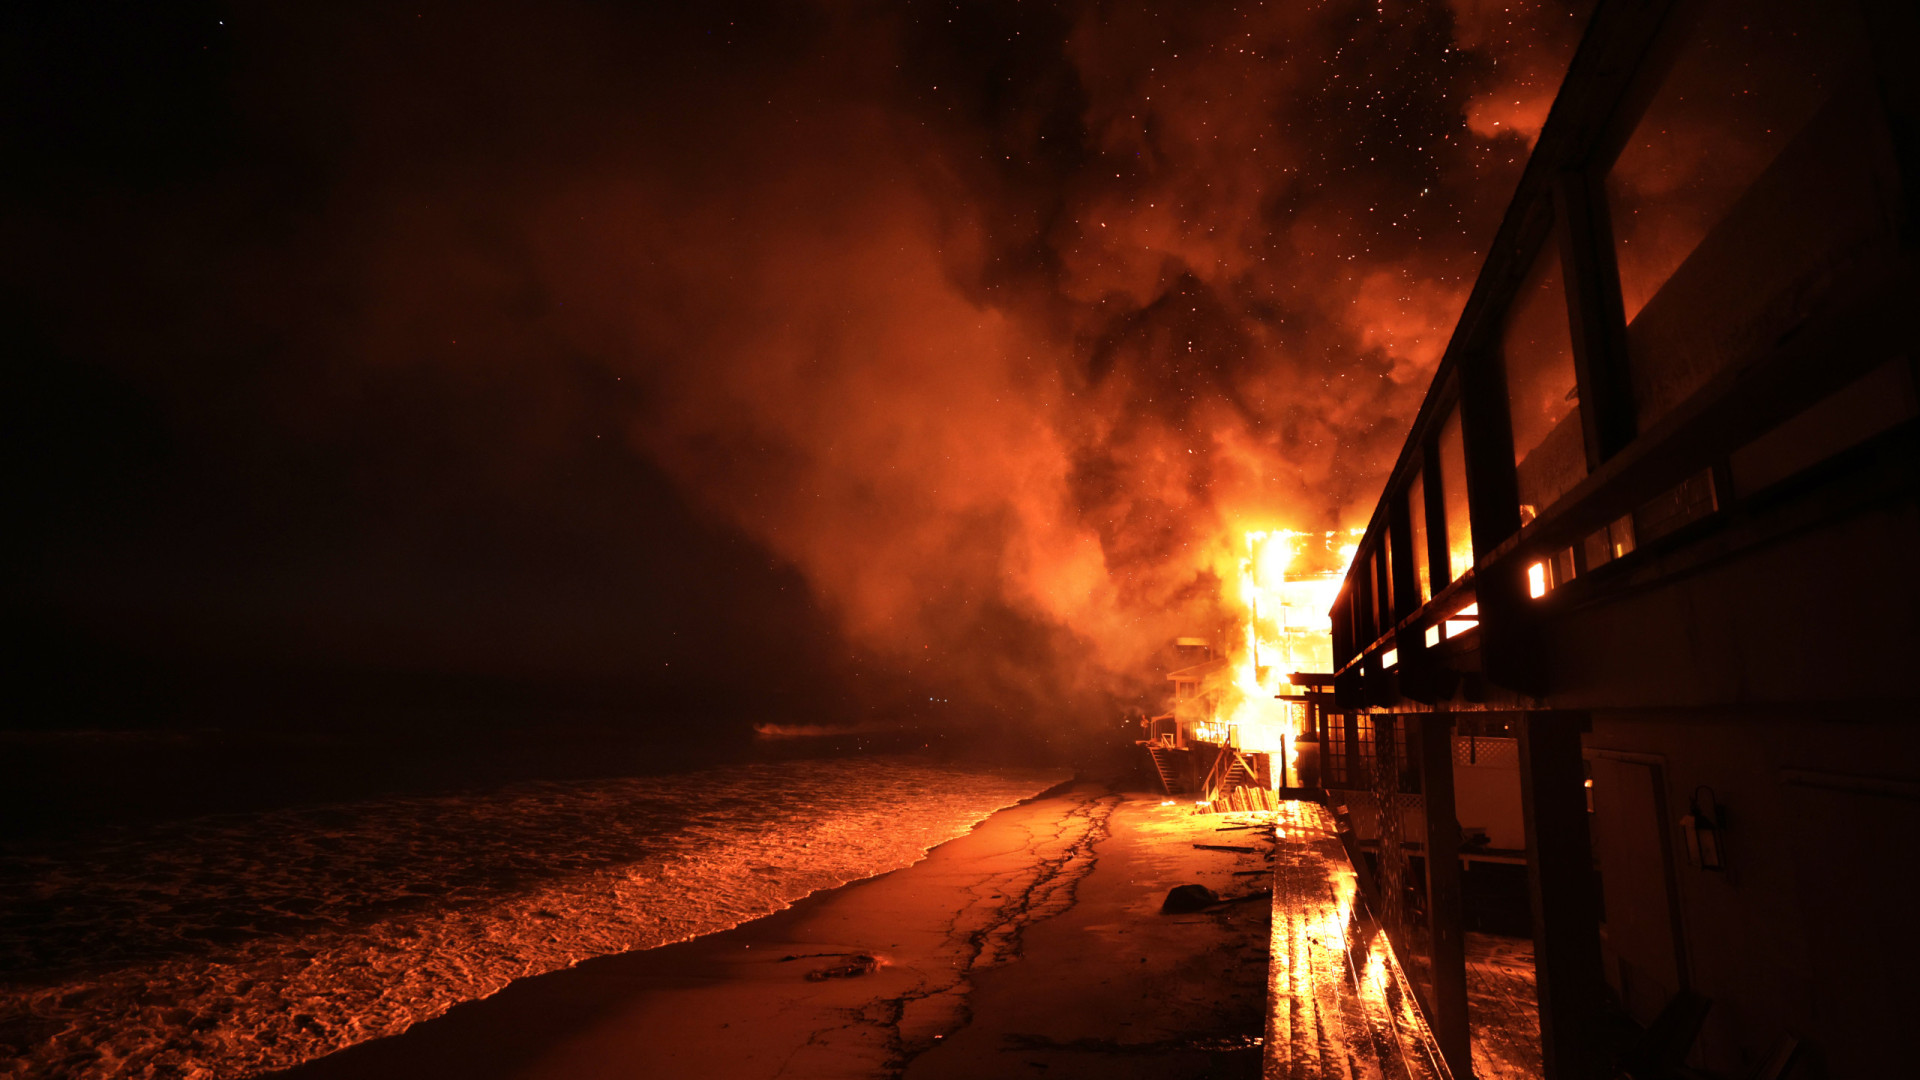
[1527,561,1548,598]
[1174,529,1353,768]
[500,0,1597,732]
[1442,601,1480,639]
[1448,538,1474,582]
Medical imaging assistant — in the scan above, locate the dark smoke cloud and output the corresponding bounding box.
[6,0,1590,736]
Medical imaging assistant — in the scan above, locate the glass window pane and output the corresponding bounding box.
[1354,568,1373,647]
[1368,552,1384,641]
[1407,472,1431,605]
[1503,240,1584,523]
[1606,0,1865,424]
[1334,588,1353,663]
[1438,407,1473,584]
[1379,527,1394,626]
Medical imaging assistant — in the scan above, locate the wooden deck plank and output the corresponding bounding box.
[1465,932,1544,1080]
[1265,802,1453,1080]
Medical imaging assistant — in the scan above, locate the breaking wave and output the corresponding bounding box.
[0,756,1066,1079]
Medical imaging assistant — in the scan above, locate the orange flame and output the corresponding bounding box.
[1196,529,1352,766]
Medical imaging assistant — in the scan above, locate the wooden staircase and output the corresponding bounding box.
[1146,743,1187,795]
[1201,746,1262,808]
[1218,752,1258,792]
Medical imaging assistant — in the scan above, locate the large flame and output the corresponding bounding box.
[1204,529,1352,759]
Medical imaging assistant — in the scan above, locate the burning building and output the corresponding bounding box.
[1316,0,1920,1077]
[1142,531,1346,808]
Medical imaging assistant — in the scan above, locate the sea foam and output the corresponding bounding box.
[0,756,1066,1080]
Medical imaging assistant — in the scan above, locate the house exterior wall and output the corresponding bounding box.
[1314,0,1920,1074]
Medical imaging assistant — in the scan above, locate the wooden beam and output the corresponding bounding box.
[1419,713,1473,1077]
[1345,712,1364,790]
[1555,169,1636,465]
[1519,712,1607,1080]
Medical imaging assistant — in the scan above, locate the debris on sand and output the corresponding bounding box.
[804,953,881,981]
[1160,884,1220,913]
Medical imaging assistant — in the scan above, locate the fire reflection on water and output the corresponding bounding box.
[0,759,1066,1080]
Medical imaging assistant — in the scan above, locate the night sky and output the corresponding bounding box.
[5,1,1590,758]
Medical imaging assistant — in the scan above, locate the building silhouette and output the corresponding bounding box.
[1322,0,1920,1076]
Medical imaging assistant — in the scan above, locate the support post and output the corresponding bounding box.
[1519,712,1606,1080]
[1420,713,1472,1077]
[1345,712,1364,790]
[1555,171,1636,466]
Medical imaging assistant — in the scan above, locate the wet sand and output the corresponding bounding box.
[268,783,1274,1080]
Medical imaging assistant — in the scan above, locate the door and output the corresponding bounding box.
[1589,755,1687,1025]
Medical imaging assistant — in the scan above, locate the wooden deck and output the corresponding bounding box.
[1464,933,1543,1080]
[1264,801,1452,1080]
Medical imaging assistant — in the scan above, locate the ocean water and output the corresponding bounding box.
[0,756,1067,1080]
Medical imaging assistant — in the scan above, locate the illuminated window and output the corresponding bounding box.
[1527,561,1549,599]
[1425,624,1441,648]
[1607,0,1869,426]
[1444,602,1480,639]
[1609,516,1636,560]
[1407,472,1431,604]
[1503,239,1585,522]
[1438,407,1473,583]
[1553,546,1576,588]
[1354,567,1374,646]
[1381,648,1398,670]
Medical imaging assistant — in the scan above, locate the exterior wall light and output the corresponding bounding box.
[1680,786,1725,871]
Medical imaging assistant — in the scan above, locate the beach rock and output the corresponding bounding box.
[1160,884,1219,913]
[805,953,880,980]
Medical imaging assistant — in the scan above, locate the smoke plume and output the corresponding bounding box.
[9,0,1592,735]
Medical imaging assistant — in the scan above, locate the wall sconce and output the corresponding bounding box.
[1680,786,1725,871]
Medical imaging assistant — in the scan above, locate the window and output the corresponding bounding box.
[1553,546,1577,587]
[1503,239,1584,522]
[1438,407,1473,584]
[1407,471,1432,605]
[1584,514,1637,570]
[1375,530,1395,630]
[1333,587,1354,665]
[1354,571,1374,648]
[1606,0,1872,426]
[1635,468,1719,544]
[1445,602,1480,639]
[1529,544,1579,600]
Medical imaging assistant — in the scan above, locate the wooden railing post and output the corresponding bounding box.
[1419,712,1473,1077]
[1519,711,1607,1080]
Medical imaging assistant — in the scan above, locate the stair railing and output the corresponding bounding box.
[1199,746,1235,808]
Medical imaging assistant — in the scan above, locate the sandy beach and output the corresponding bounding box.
[268,782,1275,1080]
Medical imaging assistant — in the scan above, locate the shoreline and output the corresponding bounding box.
[266,783,1274,1079]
